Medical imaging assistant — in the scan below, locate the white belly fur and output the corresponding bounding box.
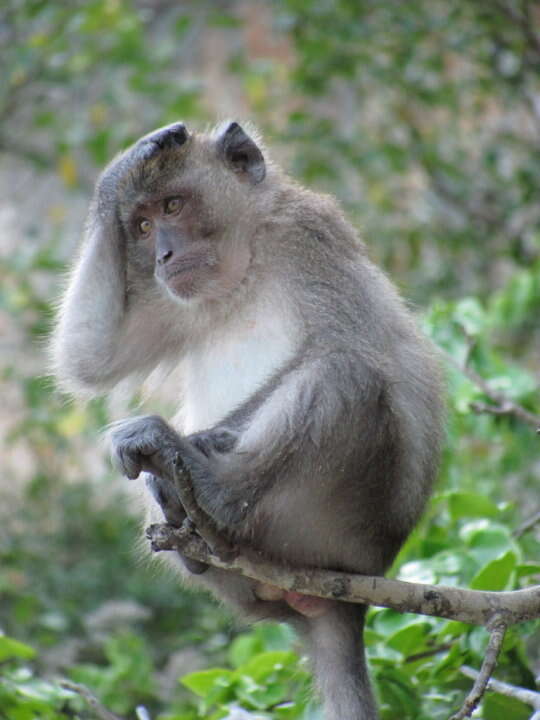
[178,299,298,433]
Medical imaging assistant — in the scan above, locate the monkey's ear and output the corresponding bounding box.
[217,122,266,184]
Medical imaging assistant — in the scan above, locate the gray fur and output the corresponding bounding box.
[51,122,444,720]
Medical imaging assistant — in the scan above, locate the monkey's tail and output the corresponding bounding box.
[306,603,378,720]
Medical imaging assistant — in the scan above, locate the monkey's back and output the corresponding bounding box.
[244,181,444,575]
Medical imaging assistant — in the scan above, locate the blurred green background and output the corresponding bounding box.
[0,2,539,719]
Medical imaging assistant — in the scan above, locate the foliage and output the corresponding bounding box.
[273,0,540,302]
[0,0,203,176]
[0,1,539,720]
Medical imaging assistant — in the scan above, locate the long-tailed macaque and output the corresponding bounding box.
[52,121,444,720]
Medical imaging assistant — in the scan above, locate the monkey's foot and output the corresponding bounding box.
[255,582,333,618]
[284,591,334,618]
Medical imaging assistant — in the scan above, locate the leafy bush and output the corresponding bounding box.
[0,1,538,719]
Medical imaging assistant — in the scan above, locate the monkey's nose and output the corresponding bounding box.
[157,249,173,265]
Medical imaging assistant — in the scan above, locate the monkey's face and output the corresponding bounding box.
[129,188,224,302]
[118,121,265,304]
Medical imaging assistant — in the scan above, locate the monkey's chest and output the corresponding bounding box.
[179,314,297,432]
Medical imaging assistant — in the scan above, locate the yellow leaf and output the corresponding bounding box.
[245,75,268,107]
[56,408,87,437]
[48,204,67,224]
[28,32,48,48]
[58,155,78,188]
[90,103,108,126]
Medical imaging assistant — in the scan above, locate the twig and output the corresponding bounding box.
[450,616,507,719]
[146,523,540,626]
[492,0,540,60]
[60,680,123,720]
[460,666,540,712]
[172,452,238,562]
[514,509,540,538]
[445,353,540,431]
[405,642,453,664]
[469,399,540,430]
[145,452,540,720]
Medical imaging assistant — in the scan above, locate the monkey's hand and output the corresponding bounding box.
[110,415,212,573]
[110,415,248,530]
[96,122,188,208]
[190,428,239,457]
[110,415,240,557]
[109,415,183,479]
[144,471,187,526]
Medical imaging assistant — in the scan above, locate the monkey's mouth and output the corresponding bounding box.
[165,259,203,280]
[156,252,217,299]
[159,252,209,282]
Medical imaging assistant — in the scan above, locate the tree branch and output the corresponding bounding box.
[60,680,123,720]
[146,522,540,626]
[450,616,507,719]
[514,509,540,538]
[460,665,540,713]
[445,352,540,432]
[148,437,540,720]
[171,452,238,562]
[492,0,540,62]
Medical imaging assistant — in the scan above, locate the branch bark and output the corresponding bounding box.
[514,509,540,538]
[146,522,540,627]
[171,452,237,562]
[149,432,540,720]
[445,352,540,432]
[450,616,507,719]
[460,665,540,714]
[60,681,123,720]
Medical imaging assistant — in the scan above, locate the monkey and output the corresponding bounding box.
[51,120,444,720]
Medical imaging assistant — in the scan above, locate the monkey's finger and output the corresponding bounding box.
[142,122,188,150]
[144,473,187,526]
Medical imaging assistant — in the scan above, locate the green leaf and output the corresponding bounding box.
[460,522,521,568]
[515,563,540,579]
[229,634,261,669]
[482,689,531,719]
[376,666,421,717]
[398,559,437,584]
[470,550,517,591]
[452,297,486,336]
[0,636,36,662]
[228,624,297,668]
[180,668,234,698]
[386,622,431,656]
[447,491,499,520]
[238,651,297,681]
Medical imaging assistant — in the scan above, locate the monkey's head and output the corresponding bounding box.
[95,121,269,304]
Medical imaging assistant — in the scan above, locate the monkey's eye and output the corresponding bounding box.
[138,218,152,235]
[164,197,182,214]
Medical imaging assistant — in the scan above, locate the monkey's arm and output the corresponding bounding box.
[52,128,192,394]
[52,217,125,390]
[110,350,385,529]
[52,226,170,392]
[52,210,174,394]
